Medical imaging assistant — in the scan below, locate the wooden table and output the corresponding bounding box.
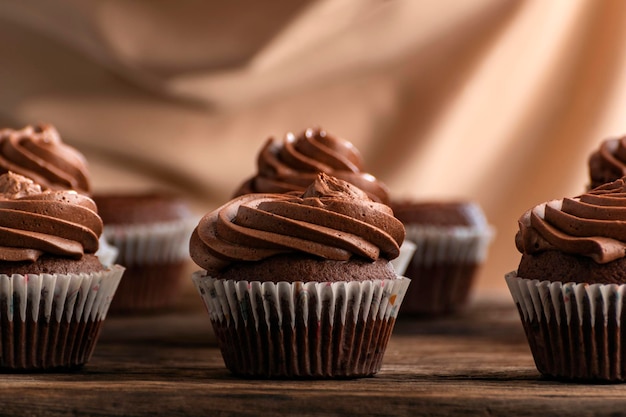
[3,289,626,417]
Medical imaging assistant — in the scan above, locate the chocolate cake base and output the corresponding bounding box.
[217,255,397,283]
[109,262,187,314]
[392,201,480,226]
[0,254,104,276]
[400,261,478,315]
[93,193,191,224]
[518,251,626,285]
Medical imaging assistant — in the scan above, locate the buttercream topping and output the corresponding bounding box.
[516,177,626,263]
[0,172,101,262]
[191,173,404,275]
[234,127,390,204]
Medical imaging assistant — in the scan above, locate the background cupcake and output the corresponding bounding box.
[0,124,90,194]
[507,177,626,382]
[0,172,123,370]
[94,192,195,314]
[233,127,391,204]
[190,173,410,378]
[391,201,494,316]
[588,136,626,189]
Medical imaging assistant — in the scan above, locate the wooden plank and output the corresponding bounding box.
[1,293,626,416]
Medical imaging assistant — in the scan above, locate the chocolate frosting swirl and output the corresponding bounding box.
[588,137,626,189]
[234,127,390,204]
[515,178,626,264]
[0,172,102,262]
[191,173,404,275]
[0,124,90,194]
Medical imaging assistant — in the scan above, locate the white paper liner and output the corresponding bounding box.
[96,235,119,267]
[1,264,125,323]
[192,271,410,378]
[102,217,197,266]
[0,264,124,370]
[391,240,416,276]
[404,223,494,266]
[505,272,626,381]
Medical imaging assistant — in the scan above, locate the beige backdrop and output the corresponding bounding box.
[1,0,626,296]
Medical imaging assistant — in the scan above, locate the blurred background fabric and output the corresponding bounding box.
[1,0,626,293]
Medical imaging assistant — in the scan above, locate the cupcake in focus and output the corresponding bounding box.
[190,173,410,378]
[391,201,494,316]
[93,192,195,314]
[507,177,626,382]
[0,172,123,370]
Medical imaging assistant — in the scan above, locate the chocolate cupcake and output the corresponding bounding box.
[507,177,626,382]
[234,127,390,204]
[0,172,123,370]
[0,123,118,266]
[190,173,410,378]
[232,127,418,277]
[391,201,494,316]
[93,192,195,313]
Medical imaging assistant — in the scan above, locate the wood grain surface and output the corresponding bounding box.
[2,291,626,417]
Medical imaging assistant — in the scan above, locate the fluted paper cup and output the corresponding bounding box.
[401,224,494,315]
[102,217,196,313]
[103,218,196,266]
[0,264,124,370]
[506,271,626,382]
[391,240,416,276]
[192,271,410,378]
[96,235,119,267]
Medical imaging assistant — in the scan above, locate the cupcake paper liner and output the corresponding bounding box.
[400,224,494,315]
[102,217,196,313]
[506,272,626,382]
[96,235,119,267]
[403,224,494,265]
[192,271,411,378]
[391,240,416,277]
[0,264,124,370]
[102,217,197,266]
